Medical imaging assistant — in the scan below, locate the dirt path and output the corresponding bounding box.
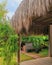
[21,51,40,59]
[25,53,40,59]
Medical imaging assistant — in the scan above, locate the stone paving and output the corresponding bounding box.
[20,57,52,65]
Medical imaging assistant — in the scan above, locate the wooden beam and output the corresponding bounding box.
[49,25,52,57]
[18,34,21,65]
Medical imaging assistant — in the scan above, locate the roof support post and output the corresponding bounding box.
[49,25,52,57]
[17,34,21,65]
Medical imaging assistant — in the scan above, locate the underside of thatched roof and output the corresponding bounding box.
[11,0,52,34]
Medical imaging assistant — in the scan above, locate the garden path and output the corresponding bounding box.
[20,57,52,65]
[21,51,40,59]
[24,53,40,59]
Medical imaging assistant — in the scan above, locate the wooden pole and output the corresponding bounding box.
[49,25,52,57]
[18,34,21,65]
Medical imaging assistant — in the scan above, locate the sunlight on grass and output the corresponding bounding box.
[20,53,33,62]
[0,57,3,65]
[0,49,48,65]
[0,53,33,65]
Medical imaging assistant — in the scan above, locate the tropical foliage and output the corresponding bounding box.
[0,1,18,65]
[0,23,18,65]
[22,35,49,53]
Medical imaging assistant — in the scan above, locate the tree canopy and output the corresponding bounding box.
[0,0,7,22]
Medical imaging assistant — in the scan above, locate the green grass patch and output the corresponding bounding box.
[0,49,48,65]
[20,53,33,62]
[39,49,48,57]
[0,53,33,65]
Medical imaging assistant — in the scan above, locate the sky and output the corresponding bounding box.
[0,0,22,18]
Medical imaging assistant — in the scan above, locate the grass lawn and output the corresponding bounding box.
[20,53,33,62]
[0,57,3,65]
[0,53,33,65]
[0,49,48,65]
[31,49,48,57]
[39,49,48,57]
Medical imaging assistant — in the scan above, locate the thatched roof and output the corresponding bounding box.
[11,0,52,34]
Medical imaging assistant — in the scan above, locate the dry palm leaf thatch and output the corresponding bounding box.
[11,0,52,34]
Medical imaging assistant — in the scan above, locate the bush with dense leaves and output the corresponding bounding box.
[0,23,18,65]
[22,35,49,53]
[0,1,18,65]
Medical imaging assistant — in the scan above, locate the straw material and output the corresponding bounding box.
[11,0,52,33]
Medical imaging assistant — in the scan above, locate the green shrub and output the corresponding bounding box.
[22,35,49,53]
[0,23,18,65]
